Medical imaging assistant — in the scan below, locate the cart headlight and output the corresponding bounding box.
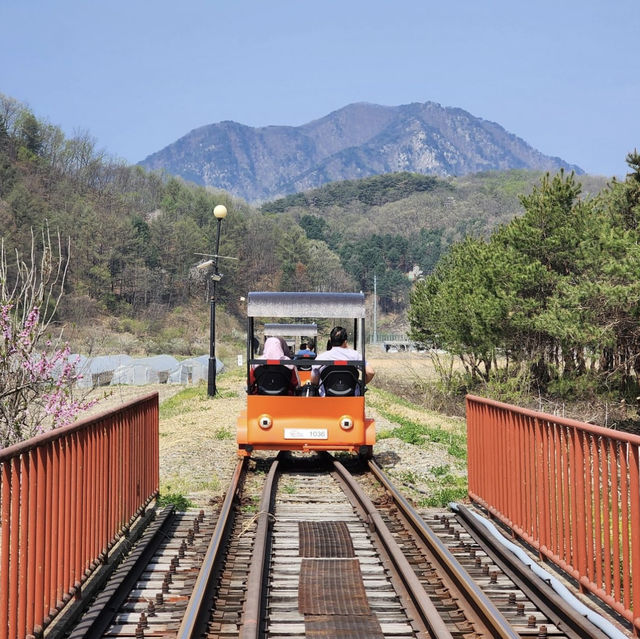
[258,414,272,429]
[339,415,354,430]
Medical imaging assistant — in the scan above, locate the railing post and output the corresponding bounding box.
[1,461,10,639]
[620,444,631,610]
[630,444,640,625]
[610,439,622,604]
[534,417,542,559]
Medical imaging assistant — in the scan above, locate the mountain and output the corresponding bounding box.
[139,101,583,203]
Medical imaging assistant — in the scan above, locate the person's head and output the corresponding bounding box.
[300,342,307,350]
[262,337,287,360]
[329,326,348,347]
[326,339,332,351]
[277,336,293,358]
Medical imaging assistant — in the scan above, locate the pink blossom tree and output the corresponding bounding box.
[0,228,95,447]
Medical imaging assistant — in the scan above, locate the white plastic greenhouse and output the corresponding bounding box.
[75,354,133,388]
[110,355,179,386]
[167,355,224,384]
[60,353,225,388]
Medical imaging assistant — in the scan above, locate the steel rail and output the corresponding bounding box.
[367,459,519,639]
[239,454,281,639]
[177,457,247,639]
[453,502,611,639]
[331,458,454,639]
[67,506,175,639]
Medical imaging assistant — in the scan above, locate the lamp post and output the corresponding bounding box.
[208,204,227,397]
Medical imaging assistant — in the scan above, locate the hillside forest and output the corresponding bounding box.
[3,92,639,408]
[2,93,591,332]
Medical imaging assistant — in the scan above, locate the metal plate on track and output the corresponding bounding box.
[299,521,355,558]
[299,558,370,615]
[305,614,384,638]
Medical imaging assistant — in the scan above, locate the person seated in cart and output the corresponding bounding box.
[295,342,316,359]
[311,326,375,395]
[249,336,300,394]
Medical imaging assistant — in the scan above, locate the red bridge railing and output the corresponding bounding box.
[466,394,640,632]
[0,392,159,639]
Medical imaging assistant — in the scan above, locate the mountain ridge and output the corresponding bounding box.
[139,101,582,202]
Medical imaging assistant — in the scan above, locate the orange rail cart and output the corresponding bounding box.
[237,292,375,457]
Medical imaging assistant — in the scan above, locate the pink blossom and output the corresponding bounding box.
[1,302,97,445]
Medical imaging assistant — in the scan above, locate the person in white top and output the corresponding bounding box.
[311,326,375,387]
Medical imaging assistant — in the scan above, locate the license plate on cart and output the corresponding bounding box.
[284,428,328,440]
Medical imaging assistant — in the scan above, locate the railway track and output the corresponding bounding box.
[359,459,613,639]
[68,503,220,638]
[70,453,625,638]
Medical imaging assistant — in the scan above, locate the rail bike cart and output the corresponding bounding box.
[263,322,318,384]
[237,291,375,457]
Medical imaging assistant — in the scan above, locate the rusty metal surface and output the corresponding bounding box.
[177,458,247,639]
[298,521,355,558]
[298,559,370,615]
[332,459,454,639]
[270,466,417,637]
[452,503,611,639]
[0,394,159,639]
[305,614,384,638]
[466,394,640,632]
[238,456,281,639]
[368,458,518,639]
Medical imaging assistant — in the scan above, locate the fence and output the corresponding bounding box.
[0,393,159,639]
[466,394,640,633]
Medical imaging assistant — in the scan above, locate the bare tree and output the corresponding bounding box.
[0,93,23,137]
[0,227,94,448]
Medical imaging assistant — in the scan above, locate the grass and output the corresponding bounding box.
[368,387,465,433]
[157,492,194,510]
[160,473,221,495]
[214,426,234,440]
[419,482,468,507]
[159,382,239,420]
[431,464,451,477]
[156,374,242,506]
[394,466,467,508]
[367,383,468,507]
[217,389,240,398]
[376,409,467,460]
[371,386,422,411]
[241,496,259,513]
[159,384,209,419]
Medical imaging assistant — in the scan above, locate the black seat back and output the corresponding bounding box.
[253,365,292,396]
[320,365,360,397]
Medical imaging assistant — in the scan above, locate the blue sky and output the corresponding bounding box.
[1,0,638,178]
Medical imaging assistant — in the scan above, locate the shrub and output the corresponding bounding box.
[157,492,193,511]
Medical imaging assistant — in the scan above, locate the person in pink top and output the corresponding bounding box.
[249,336,300,393]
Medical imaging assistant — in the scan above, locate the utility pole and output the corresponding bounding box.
[373,273,377,345]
